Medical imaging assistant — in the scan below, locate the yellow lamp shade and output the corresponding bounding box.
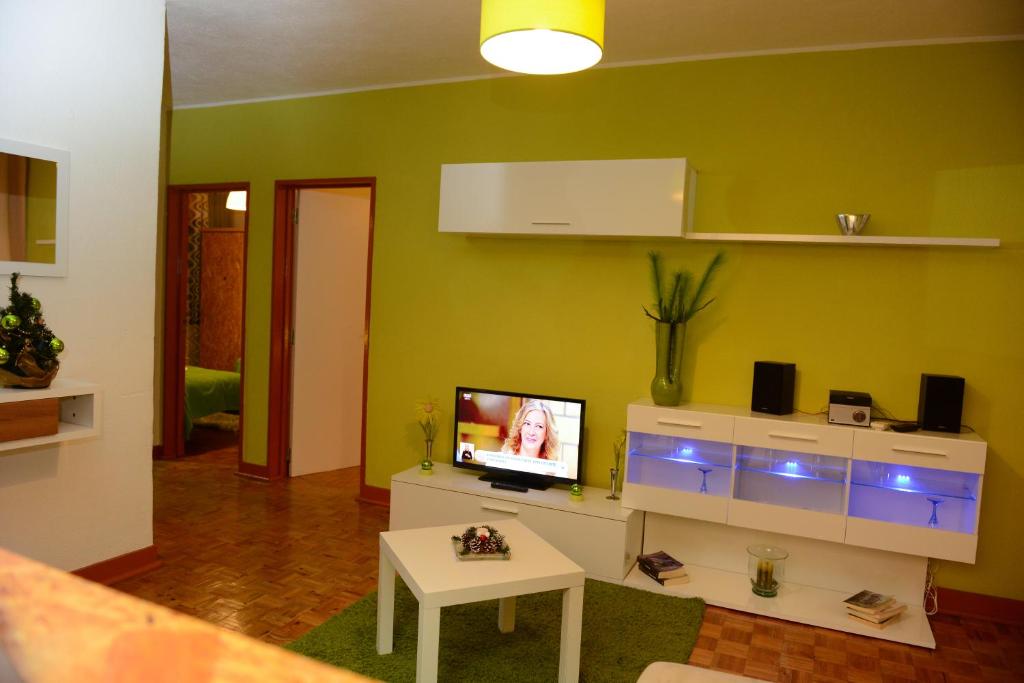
[480,0,605,75]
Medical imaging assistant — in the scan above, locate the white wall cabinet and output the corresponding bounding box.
[390,464,644,583]
[622,401,985,563]
[438,158,696,237]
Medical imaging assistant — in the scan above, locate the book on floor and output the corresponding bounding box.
[638,561,690,586]
[637,550,687,579]
[848,609,903,629]
[842,589,894,614]
[847,602,906,623]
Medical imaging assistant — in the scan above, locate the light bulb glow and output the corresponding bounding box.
[479,0,604,75]
[226,191,247,211]
[481,29,602,75]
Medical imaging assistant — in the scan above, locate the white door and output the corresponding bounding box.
[290,187,371,476]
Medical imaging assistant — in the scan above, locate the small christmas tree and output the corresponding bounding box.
[0,273,64,388]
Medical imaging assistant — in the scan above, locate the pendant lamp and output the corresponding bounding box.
[480,0,605,75]
[225,190,247,211]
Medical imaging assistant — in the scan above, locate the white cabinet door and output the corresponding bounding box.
[438,158,695,236]
[733,416,853,458]
[852,429,986,473]
[626,404,734,442]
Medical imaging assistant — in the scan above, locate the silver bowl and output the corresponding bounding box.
[836,213,870,236]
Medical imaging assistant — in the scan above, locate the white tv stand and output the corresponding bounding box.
[389,464,643,584]
[621,400,987,649]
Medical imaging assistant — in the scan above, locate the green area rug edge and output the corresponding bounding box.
[286,578,705,683]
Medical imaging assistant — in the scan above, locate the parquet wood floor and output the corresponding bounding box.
[115,437,1024,681]
[115,431,389,646]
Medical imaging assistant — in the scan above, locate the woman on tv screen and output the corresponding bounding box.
[501,400,561,461]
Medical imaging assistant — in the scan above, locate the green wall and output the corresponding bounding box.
[25,157,56,264]
[169,41,1024,599]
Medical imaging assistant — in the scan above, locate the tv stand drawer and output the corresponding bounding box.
[390,465,642,582]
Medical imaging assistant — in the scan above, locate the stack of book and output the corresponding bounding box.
[843,590,907,629]
[637,550,689,586]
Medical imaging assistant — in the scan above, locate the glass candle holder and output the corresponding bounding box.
[747,544,788,597]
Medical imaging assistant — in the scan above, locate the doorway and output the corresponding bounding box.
[267,178,375,484]
[162,184,249,466]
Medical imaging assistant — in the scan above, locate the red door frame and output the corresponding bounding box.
[161,183,250,472]
[266,178,377,496]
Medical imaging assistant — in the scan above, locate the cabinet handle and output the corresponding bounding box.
[656,418,702,428]
[767,431,819,442]
[531,220,572,225]
[480,503,519,515]
[892,446,947,457]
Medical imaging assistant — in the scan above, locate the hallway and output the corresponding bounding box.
[115,443,388,645]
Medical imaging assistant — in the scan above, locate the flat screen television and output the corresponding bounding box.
[452,386,585,490]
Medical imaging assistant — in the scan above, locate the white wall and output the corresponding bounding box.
[0,1,165,569]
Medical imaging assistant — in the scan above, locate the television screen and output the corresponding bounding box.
[452,387,584,485]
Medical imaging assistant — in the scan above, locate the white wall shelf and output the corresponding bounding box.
[683,232,1000,247]
[0,378,101,453]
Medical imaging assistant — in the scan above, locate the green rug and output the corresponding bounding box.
[286,579,704,682]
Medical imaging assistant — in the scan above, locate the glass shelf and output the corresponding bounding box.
[627,432,732,497]
[733,446,847,514]
[848,460,980,533]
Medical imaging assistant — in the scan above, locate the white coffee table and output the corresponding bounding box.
[376,519,586,683]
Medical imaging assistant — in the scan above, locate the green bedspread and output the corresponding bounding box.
[184,365,240,439]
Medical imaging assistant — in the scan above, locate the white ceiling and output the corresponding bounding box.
[166,0,1024,108]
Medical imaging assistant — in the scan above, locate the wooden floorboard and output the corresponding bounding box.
[115,431,1024,680]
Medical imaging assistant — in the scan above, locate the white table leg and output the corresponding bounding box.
[558,584,584,683]
[498,596,516,634]
[376,546,395,655]
[416,605,441,683]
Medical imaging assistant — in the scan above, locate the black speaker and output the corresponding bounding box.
[751,361,795,415]
[918,374,965,433]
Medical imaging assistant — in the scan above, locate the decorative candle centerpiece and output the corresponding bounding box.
[747,544,788,597]
[451,525,511,560]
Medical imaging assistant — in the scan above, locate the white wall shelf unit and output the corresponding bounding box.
[438,158,696,237]
[0,378,101,453]
[390,463,644,583]
[683,232,1000,247]
[621,400,987,648]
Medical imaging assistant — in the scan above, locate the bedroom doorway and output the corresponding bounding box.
[161,183,249,466]
[266,178,375,484]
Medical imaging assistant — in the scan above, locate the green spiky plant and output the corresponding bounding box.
[643,251,725,325]
[643,251,725,405]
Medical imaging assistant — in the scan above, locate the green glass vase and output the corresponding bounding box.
[650,321,685,406]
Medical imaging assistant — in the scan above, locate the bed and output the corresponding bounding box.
[184,365,240,439]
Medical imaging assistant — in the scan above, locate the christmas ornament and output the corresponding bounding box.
[0,347,8,364]
[1,314,19,330]
[569,483,584,501]
[30,298,41,312]
[50,337,64,354]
